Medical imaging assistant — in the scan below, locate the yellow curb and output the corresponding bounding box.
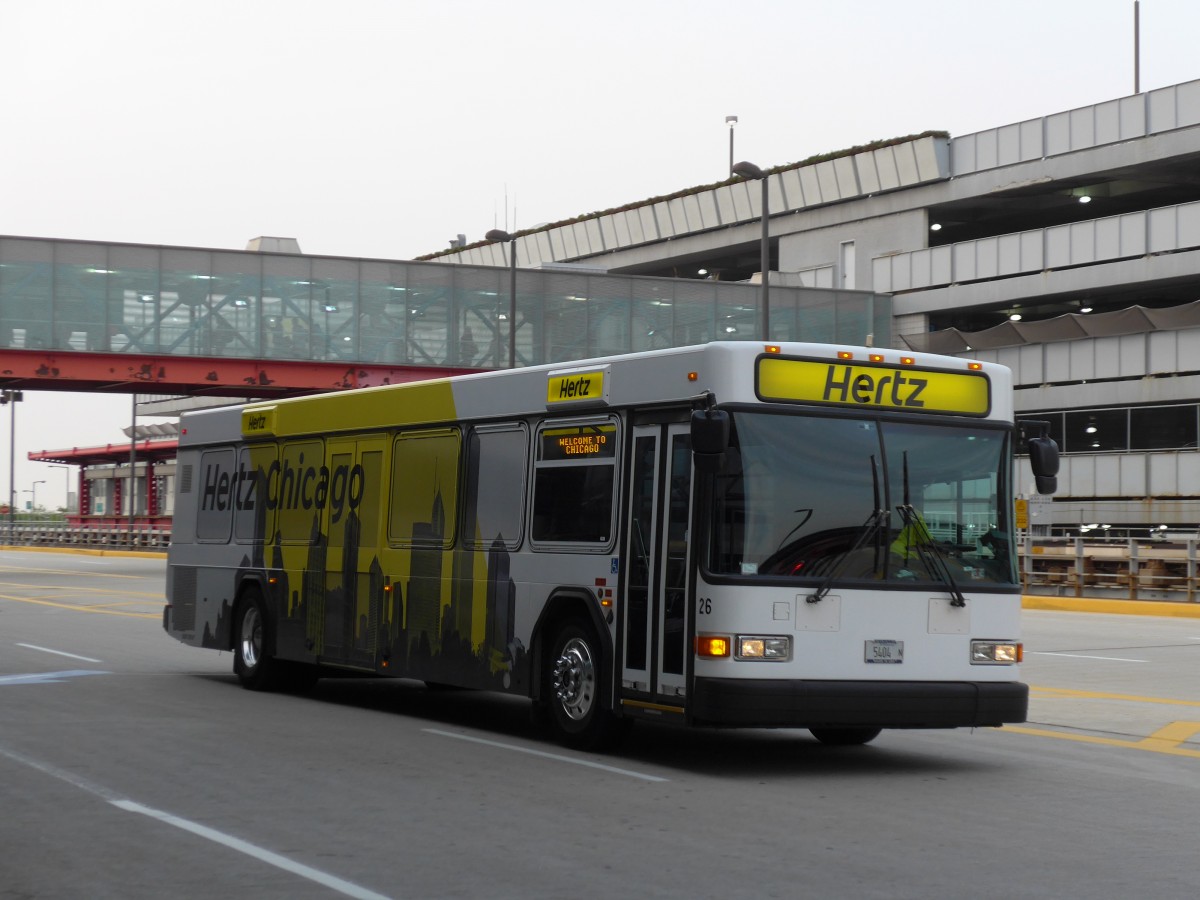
[0,544,166,559]
[1023,594,1200,618]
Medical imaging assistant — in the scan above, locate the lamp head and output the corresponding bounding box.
[732,161,765,180]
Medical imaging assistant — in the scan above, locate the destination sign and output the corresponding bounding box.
[757,356,990,416]
[546,367,608,407]
[540,425,617,461]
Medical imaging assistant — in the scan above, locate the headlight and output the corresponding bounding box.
[971,640,1022,664]
[736,635,791,661]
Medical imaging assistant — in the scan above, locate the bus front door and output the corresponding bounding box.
[622,423,692,711]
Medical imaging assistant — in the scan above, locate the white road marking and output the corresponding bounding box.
[0,744,392,900]
[424,727,669,782]
[0,669,109,685]
[17,643,103,663]
[112,801,392,900]
[1029,651,1146,662]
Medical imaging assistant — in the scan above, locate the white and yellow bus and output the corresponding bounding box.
[164,341,1058,749]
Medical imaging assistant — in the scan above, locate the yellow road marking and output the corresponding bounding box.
[0,567,145,580]
[1030,685,1200,708]
[0,583,163,600]
[1006,721,1200,758]
[0,593,159,620]
[87,600,166,610]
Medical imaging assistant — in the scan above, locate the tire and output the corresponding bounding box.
[809,727,882,746]
[545,619,627,751]
[232,588,281,691]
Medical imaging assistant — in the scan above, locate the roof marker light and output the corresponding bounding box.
[764,344,782,354]
[869,353,884,363]
[968,362,983,370]
[900,356,915,365]
[837,351,853,360]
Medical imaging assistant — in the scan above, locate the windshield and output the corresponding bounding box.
[706,411,1016,587]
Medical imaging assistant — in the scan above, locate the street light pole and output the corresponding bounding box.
[49,464,72,512]
[732,160,770,339]
[28,480,45,514]
[485,229,518,368]
[129,392,138,545]
[2,390,23,545]
[725,115,738,176]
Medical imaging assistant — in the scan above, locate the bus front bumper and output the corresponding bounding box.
[689,678,1028,729]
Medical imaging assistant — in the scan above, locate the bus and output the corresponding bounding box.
[163,341,1059,749]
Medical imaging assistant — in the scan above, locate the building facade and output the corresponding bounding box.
[434,79,1200,536]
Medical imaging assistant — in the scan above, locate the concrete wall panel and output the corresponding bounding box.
[1119,94,1147,139]
[778,167,806,208]
[799,166,823,205]
[855,152,881,195]
[833,156,859,197]
[1094,335,1121,379]
[585,218,605,253]
[1117,333,1146,377]
[875,146,902,191]
[1095,99,1121,145]
[1119,453,1146,495]
[638,205,659,242]
[815,160,841,202]
[697,191,721,229]
[715,184,738,224]
[1068,339,1095,381]
[560,226,578,259]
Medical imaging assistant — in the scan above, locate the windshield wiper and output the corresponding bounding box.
[897,453,967,607]
[807,455,885,605]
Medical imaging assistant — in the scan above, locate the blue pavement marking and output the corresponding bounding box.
[0,670,110,686]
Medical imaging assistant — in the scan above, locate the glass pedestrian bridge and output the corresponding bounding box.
[0,236,889,372]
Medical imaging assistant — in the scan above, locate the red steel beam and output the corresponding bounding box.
[0,349,486,397]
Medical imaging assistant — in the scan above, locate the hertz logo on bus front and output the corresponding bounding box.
[757,356,990,416]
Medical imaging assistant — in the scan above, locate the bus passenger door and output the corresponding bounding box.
[622,423,692,707]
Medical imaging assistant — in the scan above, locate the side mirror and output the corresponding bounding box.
[1028,436,1060,495]
[691,408,729,474]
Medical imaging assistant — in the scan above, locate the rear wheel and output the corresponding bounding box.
[809,727,882,746]
[233,588,281,691]
[545,619,627,751]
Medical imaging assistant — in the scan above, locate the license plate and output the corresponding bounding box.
[865,639,903,664]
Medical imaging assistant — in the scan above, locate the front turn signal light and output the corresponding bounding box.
[696,635,731,658]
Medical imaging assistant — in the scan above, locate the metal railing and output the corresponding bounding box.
[1021,536,1199,602]
[1,519,170,550]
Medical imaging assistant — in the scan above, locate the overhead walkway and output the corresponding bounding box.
[0,235,888,396]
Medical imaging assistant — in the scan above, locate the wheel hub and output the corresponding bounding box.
[239,605,262,669]
[552,638,595,721]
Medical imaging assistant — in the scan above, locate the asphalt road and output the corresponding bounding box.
[1,550,1198,899]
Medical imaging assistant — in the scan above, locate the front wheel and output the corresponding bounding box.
[544,619,627,751]
[809,727,882,746]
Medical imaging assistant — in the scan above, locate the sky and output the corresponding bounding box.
[3,0,1199,510]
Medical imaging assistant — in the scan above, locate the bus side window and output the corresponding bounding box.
[463,425,527,550]
[388,429,461,547]
[196,448,235,543]
[278,440,324,543]
[531,419,618,546]
[234,445,276,544]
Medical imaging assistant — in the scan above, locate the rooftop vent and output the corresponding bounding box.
[245,236,302,254]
